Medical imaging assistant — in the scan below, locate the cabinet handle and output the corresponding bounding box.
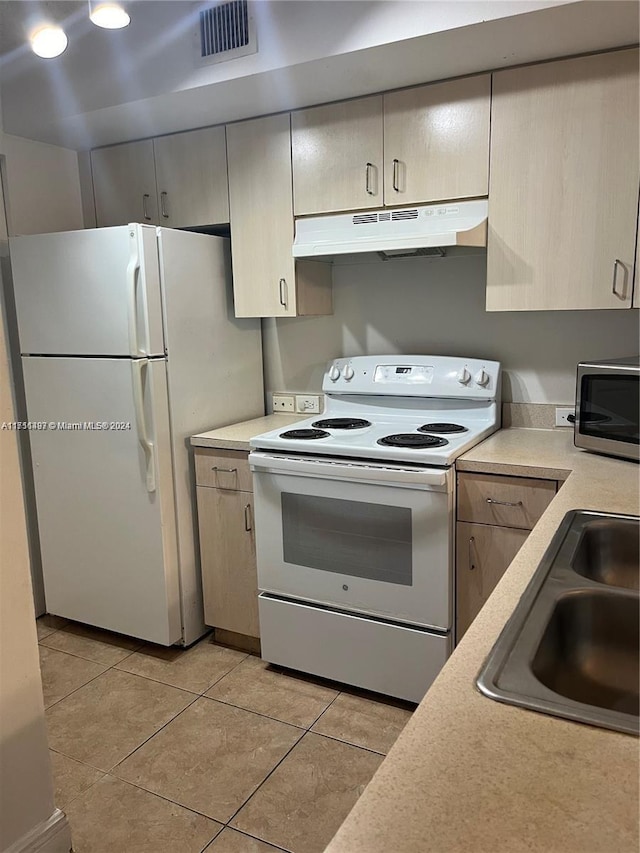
[365,162,375,195]
[612,259,626,298]
[211,466,237,473]
[142,193,151,221]
[469,536,476,570]
[486,497,523,508]
[279,278,288,308]
[244,503,252,532]
[160,191,169,219]
[392,158,400,192]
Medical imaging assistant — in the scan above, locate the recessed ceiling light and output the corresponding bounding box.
[89,3,130,29]
[30,25,68,58]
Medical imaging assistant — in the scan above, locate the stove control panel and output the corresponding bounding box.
[322,355,501,400]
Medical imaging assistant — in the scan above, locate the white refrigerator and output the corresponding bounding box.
[10,224,264,646]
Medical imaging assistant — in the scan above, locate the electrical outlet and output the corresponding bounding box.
[555,406,575,427]
[295,394,321,414]
[272,393,295,412]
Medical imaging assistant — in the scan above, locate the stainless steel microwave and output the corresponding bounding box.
[574,357,639,462]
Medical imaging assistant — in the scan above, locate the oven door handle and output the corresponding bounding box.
[249,451,450,490]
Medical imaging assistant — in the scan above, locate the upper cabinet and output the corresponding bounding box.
[292,97,384,215]
[91,127,230,229]
[383,75,490,207]
[226,113,332,318]
[91,140,158,227]
[487,49,639,311]
[291,75,490,216]
[153,126,229,228]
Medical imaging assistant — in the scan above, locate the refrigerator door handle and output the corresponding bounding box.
[132,359,156,493]
[127,239,146,357]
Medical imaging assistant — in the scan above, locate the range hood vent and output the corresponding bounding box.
[293,199,488,259]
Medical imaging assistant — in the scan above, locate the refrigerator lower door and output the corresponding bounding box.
[22,356,181,645]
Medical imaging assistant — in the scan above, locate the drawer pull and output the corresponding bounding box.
[469,536,476,570]
[486,498,523,508]
[211,466,237,474]
[244,503,252,532]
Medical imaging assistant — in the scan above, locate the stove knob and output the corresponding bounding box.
[343,365,355,381]
[457,367,471,385]
[328,365,341,381]
[475,369,490,387]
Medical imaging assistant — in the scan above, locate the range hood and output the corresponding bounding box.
[293,199,488,259]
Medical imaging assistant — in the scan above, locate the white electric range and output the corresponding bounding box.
[249,355,501,702]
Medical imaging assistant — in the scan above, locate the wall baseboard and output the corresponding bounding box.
[3,809,71,853]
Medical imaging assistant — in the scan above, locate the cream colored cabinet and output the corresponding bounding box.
[455,472,557,641]
[92,127,229,228]
[292,96,384,215]
[227,113,332,318]
[291,75,490,216]
[487,48,639,311]
[91,140,158,227]
[383,75,490,206]
[195,448,259,639]
[633,207,639,309]
[153,126,229,227]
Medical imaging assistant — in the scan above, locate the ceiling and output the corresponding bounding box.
[0,0,638,150]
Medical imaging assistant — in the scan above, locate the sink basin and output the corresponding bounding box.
[477,510,640,735]
[531,592,639,716]
[572,519,639,590]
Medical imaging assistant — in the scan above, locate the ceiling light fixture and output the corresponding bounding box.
[30,25,69,58]
[89,2,130,29]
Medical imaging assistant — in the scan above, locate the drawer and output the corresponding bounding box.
[457,472,556,529]
[194,448,252,491]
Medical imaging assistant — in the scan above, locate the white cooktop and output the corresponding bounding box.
[251,355,502,467]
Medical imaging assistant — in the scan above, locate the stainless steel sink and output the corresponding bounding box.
[477,511,639,735]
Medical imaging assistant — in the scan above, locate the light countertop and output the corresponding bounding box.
[326,428,640,853]
[190,414,303,450]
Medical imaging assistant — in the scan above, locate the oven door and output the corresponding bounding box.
[250,452,453,630]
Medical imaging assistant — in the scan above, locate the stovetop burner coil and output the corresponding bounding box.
[312,418,372,430]
[377,433,449,449]
[418,422,468,434]
[280,428,331,440]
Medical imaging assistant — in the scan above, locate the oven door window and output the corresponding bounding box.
[579,375,639,444]
[281,493,412,585]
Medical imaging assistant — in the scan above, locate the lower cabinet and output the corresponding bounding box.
[455,471,557,641]
[195,449,259,639]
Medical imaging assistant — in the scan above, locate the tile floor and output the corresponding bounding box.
[36,615,414,853]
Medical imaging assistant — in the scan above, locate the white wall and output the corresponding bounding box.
[262,252,640,404]
[0,171,70,853]
[0,133,83,236]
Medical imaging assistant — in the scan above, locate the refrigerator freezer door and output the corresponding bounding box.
[22,356,181,645]
[10,225,165,357]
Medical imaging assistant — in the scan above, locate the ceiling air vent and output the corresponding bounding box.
[197,0,257,65]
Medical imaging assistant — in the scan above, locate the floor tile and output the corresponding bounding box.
[64,775,222,853]
[40,622,142,666]
[39,646,108,709]
[114,697,302,823]
[311,691,413,754]
[49,750,104,808]
[36,614,68,640]
[232,732,383,853]
[46,669,195,771]
[206,655,339,728]
[204,828,284,852]
[115,635,247,694]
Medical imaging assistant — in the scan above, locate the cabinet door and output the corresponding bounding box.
[456,522,528,641]
[227,113,297,317]
[197,486,259,638]
[153,126,229,228]
[292,96,384,215]
[383,75,490,206]
[633,199,639,309]
[91,140,158,227]
[487,49,639,311]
